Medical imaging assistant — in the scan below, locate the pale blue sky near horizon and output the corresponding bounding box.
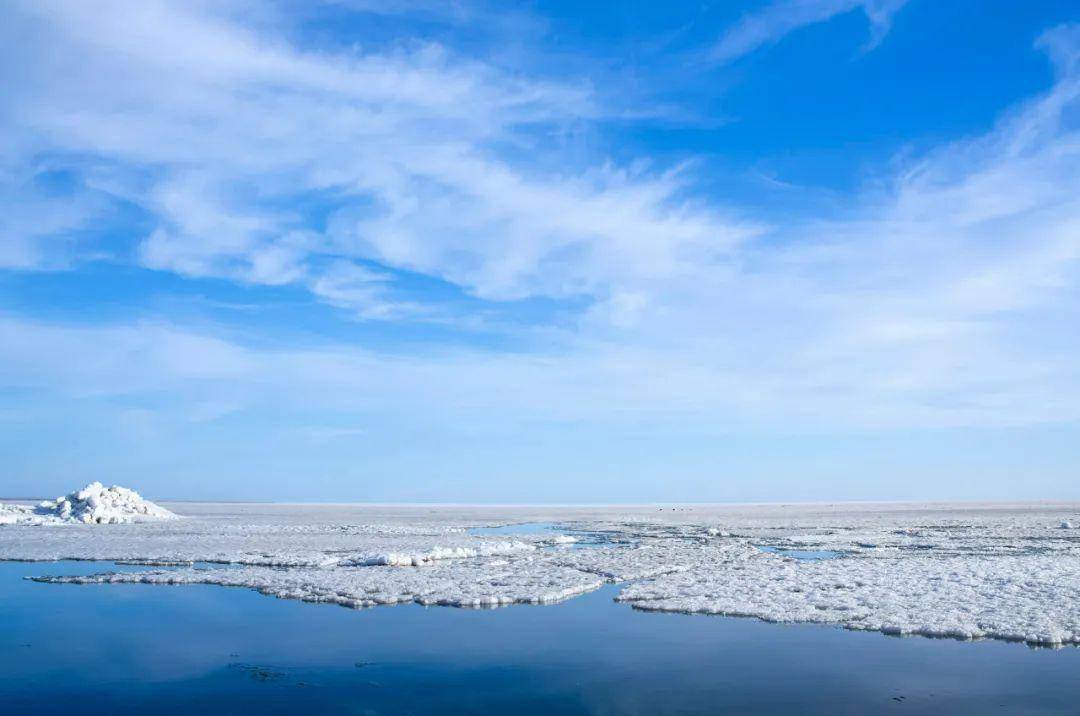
[1,0,1078,503]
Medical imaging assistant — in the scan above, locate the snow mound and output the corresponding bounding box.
[0,482,177,525]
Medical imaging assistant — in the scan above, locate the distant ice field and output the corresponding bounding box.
[3,501,1080,646]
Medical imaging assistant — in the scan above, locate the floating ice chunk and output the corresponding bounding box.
[616,552,1080,646]
[34,560,605,610]
[1061,521,1076,530]
[0,482,176,525]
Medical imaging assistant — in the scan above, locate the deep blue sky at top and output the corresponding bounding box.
[0,0,1078,501]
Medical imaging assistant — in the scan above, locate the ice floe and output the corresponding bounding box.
[617,552,1080,645]
[5,500,1080,646]
[34,559,606,609]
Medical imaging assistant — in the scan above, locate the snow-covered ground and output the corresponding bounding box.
[3,498,1080,645]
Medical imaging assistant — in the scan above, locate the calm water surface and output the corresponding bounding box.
[467,522,613,548]
[2,560,1079,715]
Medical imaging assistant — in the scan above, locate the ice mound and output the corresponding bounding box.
[0,482,177,525]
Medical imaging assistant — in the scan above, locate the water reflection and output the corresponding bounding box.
[2,560,1079,715]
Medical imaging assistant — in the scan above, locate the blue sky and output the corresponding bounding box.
[1,0,1078,502]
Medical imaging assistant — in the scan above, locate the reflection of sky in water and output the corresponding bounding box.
[468,521,564,536]
[3,560,1080,715]
[468,522,613,548]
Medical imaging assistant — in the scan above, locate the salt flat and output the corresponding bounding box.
[3,498,1080,646]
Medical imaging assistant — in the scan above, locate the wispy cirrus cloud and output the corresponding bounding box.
[711,0,910,63]
[2,0,749,322]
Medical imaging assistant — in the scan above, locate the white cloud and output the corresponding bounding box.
[711,0,909,63]
[0,3,1078,437]
[4,0,743,318]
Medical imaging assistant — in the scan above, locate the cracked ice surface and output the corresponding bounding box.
[5,500,1080,645]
